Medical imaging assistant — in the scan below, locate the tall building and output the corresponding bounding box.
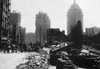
[86,27,100,36]
[19,26,26,44]
[67,1,83,35]
[9,11,21,44]
[35,12,50,45]
[0,0,11,48]
[25,33,35,45]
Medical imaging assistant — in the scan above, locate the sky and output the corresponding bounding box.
[11,0,100,34]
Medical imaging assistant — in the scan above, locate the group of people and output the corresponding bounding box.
[0,43,26,53]
[0,42,43,53]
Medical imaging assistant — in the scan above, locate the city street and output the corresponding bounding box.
[0,52,28,69]
[0,51,56,69]
[0,51,85,69]
[0,0,100,69]
[0,52,40,69]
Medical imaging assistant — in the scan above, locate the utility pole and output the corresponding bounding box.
[0,0,3,50]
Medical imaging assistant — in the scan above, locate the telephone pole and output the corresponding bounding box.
[0,0,3,50]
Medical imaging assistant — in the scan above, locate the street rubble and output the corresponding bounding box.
[15,49,50,69]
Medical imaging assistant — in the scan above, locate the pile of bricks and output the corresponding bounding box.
[16,50,49,69]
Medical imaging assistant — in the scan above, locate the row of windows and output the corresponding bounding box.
[3,0,10,8]
[2,13,7,22]
[3,5,9,16]
[2,21,7,29]
[2,14,9,30]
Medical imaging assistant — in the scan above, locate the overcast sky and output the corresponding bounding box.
[11,0,100,34]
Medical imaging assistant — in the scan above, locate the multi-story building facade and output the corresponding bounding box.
[25,33,35,45]
[35,12,50,45]
[67,1,83,49]
[67,1,83,36]
[9,11,21,44]
[47,28,67,44]
[19,26,26,44]
[0,0,11,48]
[86,27,100,36]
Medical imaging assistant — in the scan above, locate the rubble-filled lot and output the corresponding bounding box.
[16,49,50,69]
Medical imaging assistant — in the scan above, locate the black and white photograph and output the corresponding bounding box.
[0,0,100,69]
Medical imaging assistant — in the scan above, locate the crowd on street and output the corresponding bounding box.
[0,42,42,53]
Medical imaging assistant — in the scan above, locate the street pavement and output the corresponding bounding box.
[0,52,54,69]
[0,52,28,69]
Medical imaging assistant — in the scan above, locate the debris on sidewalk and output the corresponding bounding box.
[16,49,49,69]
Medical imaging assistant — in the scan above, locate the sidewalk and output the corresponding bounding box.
[0,52,29,69]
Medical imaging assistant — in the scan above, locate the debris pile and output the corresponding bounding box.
[16,50,49,69]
